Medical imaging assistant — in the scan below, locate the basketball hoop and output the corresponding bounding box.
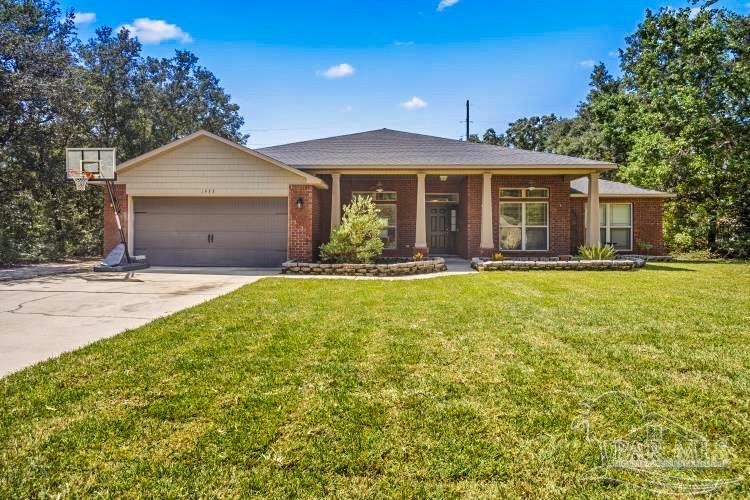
[68,170,92,191]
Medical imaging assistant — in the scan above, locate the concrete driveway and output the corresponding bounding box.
[0,268,277,378]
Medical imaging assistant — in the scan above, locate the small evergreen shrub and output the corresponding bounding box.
[320,196,387,263]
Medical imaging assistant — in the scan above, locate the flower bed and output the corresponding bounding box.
[471,257,636,271]
[282,257,447,276]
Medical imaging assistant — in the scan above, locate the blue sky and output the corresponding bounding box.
[64,0,748,147]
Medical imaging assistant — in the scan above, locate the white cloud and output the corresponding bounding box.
[318,63,356,79]
[689,7,701,19]
[73,12,96,24]
[340,105,353,112]
[579,59,596,68]
[400,96,428,110]
[394,41,415,47]
[437,0,460,11]
[118,18,193,44]
[608,50,619,58]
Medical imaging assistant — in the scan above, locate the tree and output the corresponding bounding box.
[320,196,387,263]
[0,0,249,264]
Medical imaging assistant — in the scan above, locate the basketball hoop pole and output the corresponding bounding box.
[104,179,132,264]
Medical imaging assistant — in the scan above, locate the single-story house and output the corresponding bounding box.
[104,129,673,266]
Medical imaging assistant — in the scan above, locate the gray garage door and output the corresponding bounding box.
[134,197,287,267]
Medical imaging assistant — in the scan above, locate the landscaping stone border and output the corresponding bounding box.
[617,254,673,262]
[471,257,636,271]
[282,258,447,276]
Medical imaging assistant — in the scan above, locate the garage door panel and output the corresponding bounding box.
[134,197,288,267]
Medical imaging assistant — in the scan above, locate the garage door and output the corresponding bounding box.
[134,197,287,267]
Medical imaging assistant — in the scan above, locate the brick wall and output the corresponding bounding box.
[103,184,128,256]
[570,197,665,255]
[288,184,316,261]
[490,175,573,257]
[338,176,418,257]
[463,175,483,258]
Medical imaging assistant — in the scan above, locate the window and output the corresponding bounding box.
[352,191,397,249]
[499,187,549,199]
[499,201,548,251]
[586,203,632,251]
[426,193,459,203]
[352,191,396,201]
[376,204,397,249]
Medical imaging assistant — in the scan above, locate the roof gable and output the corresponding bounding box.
[258,128,616,169]
[116,130,325,187]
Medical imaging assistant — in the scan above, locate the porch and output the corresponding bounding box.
[315,171,604,259]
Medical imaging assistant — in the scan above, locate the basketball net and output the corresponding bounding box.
[68,170,91,191]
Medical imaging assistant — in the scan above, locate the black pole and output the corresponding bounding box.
[465,99,470,140]
[105,179,132,264]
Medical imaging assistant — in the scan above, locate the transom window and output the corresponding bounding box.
[499,201,549,251]
[500,187,549,199]
[587,203,632,251]
[352,191,397,249]
[352,191,396,201]
[426,193,459,203]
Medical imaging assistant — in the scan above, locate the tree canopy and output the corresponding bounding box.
[474,2,749,256]
[0,0,247,264]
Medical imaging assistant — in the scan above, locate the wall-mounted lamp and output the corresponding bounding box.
[439,175,448,181]
[374,181,385,193]
[295,197,304,209]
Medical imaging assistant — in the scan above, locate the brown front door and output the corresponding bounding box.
[428,205,457,254]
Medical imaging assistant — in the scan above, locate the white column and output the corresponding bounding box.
[587,172,601,246]
[480,172,494,250]
[127,195,134,255]
[330,173,341,230]
[415,173,427,249]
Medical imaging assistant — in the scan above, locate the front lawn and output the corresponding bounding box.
[1,263,749,497]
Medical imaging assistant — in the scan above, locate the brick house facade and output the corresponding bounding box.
[102,129,671,266]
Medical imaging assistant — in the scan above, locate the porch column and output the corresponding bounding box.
[330,173,341,230]
[415,172,428,252]
[480,172,494,253]
[586,172,601,246]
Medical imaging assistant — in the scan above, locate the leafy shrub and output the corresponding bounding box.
[414,251,424,261]
[492,251,505,261]
[670,232,694,252]
[577,244,616,260]
[319,196,387,263]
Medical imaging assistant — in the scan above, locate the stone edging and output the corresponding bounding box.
[617,254,673,262]
[0,260,98,282]
[282,258,447,276]
[471,257,636,271]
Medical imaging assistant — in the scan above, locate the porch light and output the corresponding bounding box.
[439,175,448,181]
[295,197,304,209]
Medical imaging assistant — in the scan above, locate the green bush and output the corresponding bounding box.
[319,196,387,263]
[577,244,616,260]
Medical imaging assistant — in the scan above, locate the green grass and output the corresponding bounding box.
[1,263,749,497]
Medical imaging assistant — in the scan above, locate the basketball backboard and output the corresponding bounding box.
[65,148,116,181]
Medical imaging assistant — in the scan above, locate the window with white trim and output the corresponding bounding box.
[352,192,397,249]
[499,202,549,251]
[586,203,632,251]
[499,187,549,199]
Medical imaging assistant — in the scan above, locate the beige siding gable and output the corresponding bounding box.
[119,136,309,196]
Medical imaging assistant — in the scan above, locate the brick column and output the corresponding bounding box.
[103,184,128,256]
[288,184,315,261]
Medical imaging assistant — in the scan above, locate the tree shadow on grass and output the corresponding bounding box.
[641,263,696,272]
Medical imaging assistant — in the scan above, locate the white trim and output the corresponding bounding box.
[127,195,134,255]
[499,201,550,252]
[116,130,327,189]
[124,190,290,198]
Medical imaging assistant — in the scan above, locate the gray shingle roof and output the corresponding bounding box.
[570,177,673,197]
[258,128,614,168]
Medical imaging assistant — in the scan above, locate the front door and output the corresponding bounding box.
[427,205,457,254]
